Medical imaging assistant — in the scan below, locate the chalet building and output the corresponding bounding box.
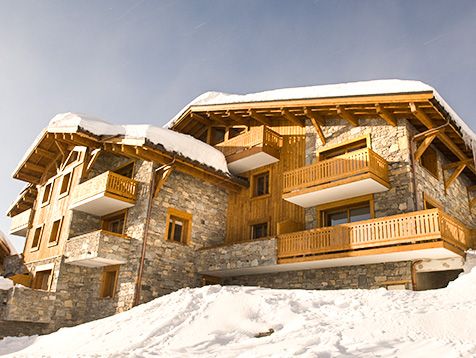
[1,79,475,337]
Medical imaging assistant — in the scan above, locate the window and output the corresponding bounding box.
[48,218,63,245]
[322,202,372,227]
[59,172,72,196]
[31,225,44,250]
[42,182,52,205]
[32,270,52,290]
[210,127,226,145]
[100,266,119,298]
[423,193,442,210]
[114,162,134,179]
[420,147,438,179]
[102,211,126,235]
[318,137,369,161]
[165,208,192,245]
[251,222,268,240]
[252,172,270,197]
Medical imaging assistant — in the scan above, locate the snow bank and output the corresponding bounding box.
[0,277,13,290]
[1,254,476,357]
[166,79,476,152]
[0,230,16,255]
[47,113,229,174]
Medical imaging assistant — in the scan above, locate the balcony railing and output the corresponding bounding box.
[215,125,283,159]
[277,209,471,261]
[283,148,389,194]
[65,230,130,267]
[9,208,33,236]
[70,171,137,216]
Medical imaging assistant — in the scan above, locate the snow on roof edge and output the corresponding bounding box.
[0,230,17,255]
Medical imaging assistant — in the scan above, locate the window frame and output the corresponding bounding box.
[419,146,439,180]
[251,170,271,198]
[48,217,63,247]
[423,192,443,210]
[99,265,119,299]
[250,221,269,240]
[59,171,73,198]
[31,224,44,252]
[316,195,375,228]
[32,269,52,291]
[41,181,53,207]
[101,210,128,236]
[317,135,371,161]
[164,208,192,245]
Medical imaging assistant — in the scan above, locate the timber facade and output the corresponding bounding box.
[2,80,475,337]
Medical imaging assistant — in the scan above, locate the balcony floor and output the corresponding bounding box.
[200,241,462,277]
[227,148,279,174]
[283,174,389,208]
[70,192,135,216]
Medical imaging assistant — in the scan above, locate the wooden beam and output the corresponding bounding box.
[442,159,473,170]
[154,165,174,198]
[375,104,397,126]
[336,106,358,126]
[410,102,434,128]
[444,163,466,190]
[206,112,229,126]
[190,112,211,126]
[23,162,46,173]
[413,126,446,142]
[470,197,476,208]
[34,147,56,159]
[304,107,326,145]
[16,172,41,183]
[225,111,250,127]
[281,108,305,127]
[248,109,271,126]
[86,148,102,173]
[414,133,437,161]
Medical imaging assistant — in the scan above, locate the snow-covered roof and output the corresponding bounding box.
[0,230,16,255]
[46,113,230,174]
[165,79,475,150]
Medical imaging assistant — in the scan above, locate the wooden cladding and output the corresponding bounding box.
[277,209,471,261]
[215,125,283,160]
[9,208,34,236]
[72,171,137,205]
[283,148,389,194]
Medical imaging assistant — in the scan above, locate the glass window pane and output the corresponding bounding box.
[350,205,371,222]
[173,221,183,242]
[326,210,348,226]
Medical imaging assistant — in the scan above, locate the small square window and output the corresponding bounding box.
[60,172,72,196]
[32,269,52,291]
[102,211,126,235]
[165,208,192,245]
[251,222,268,240]
[252,172,270,197]
[42,182,53,205]
[31,226,44,250]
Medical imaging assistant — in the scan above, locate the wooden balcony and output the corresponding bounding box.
[278,209,471,265]
[283,148,390,207]
[215,126,283,174]
[64,230,130,267]
[9,208,33,236]
[70,171,137,216]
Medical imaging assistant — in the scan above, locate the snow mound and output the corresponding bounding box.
[1,254,476,357]
[0,276,13,290]
[48,113,229,174]
[0,230,16,255]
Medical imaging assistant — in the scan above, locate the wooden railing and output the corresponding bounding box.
[215,125,283,158]
[277,209,471,260]
[72,171,137,204]
[283,148,389,193]
[9,208,33,234]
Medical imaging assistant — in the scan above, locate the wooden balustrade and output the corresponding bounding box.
[277,209,472,260]
[72,171,137,205]
[215,125,283,158]
[283,148,389,193]
[9,208,33,235]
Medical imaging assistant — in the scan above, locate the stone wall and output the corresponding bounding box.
[3,254,27,276]
[225,261,413,290]
[196,238,277,274]
[139,169,228,302]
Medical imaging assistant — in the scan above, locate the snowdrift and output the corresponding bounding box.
[1,254,475,357]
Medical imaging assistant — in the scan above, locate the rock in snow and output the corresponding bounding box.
[0,253,475,357]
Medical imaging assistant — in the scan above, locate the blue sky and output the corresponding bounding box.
[1,0,475,251]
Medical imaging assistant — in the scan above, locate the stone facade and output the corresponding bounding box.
[225,261,413,290]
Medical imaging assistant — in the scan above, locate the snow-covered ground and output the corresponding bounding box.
[1,254,475,357]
